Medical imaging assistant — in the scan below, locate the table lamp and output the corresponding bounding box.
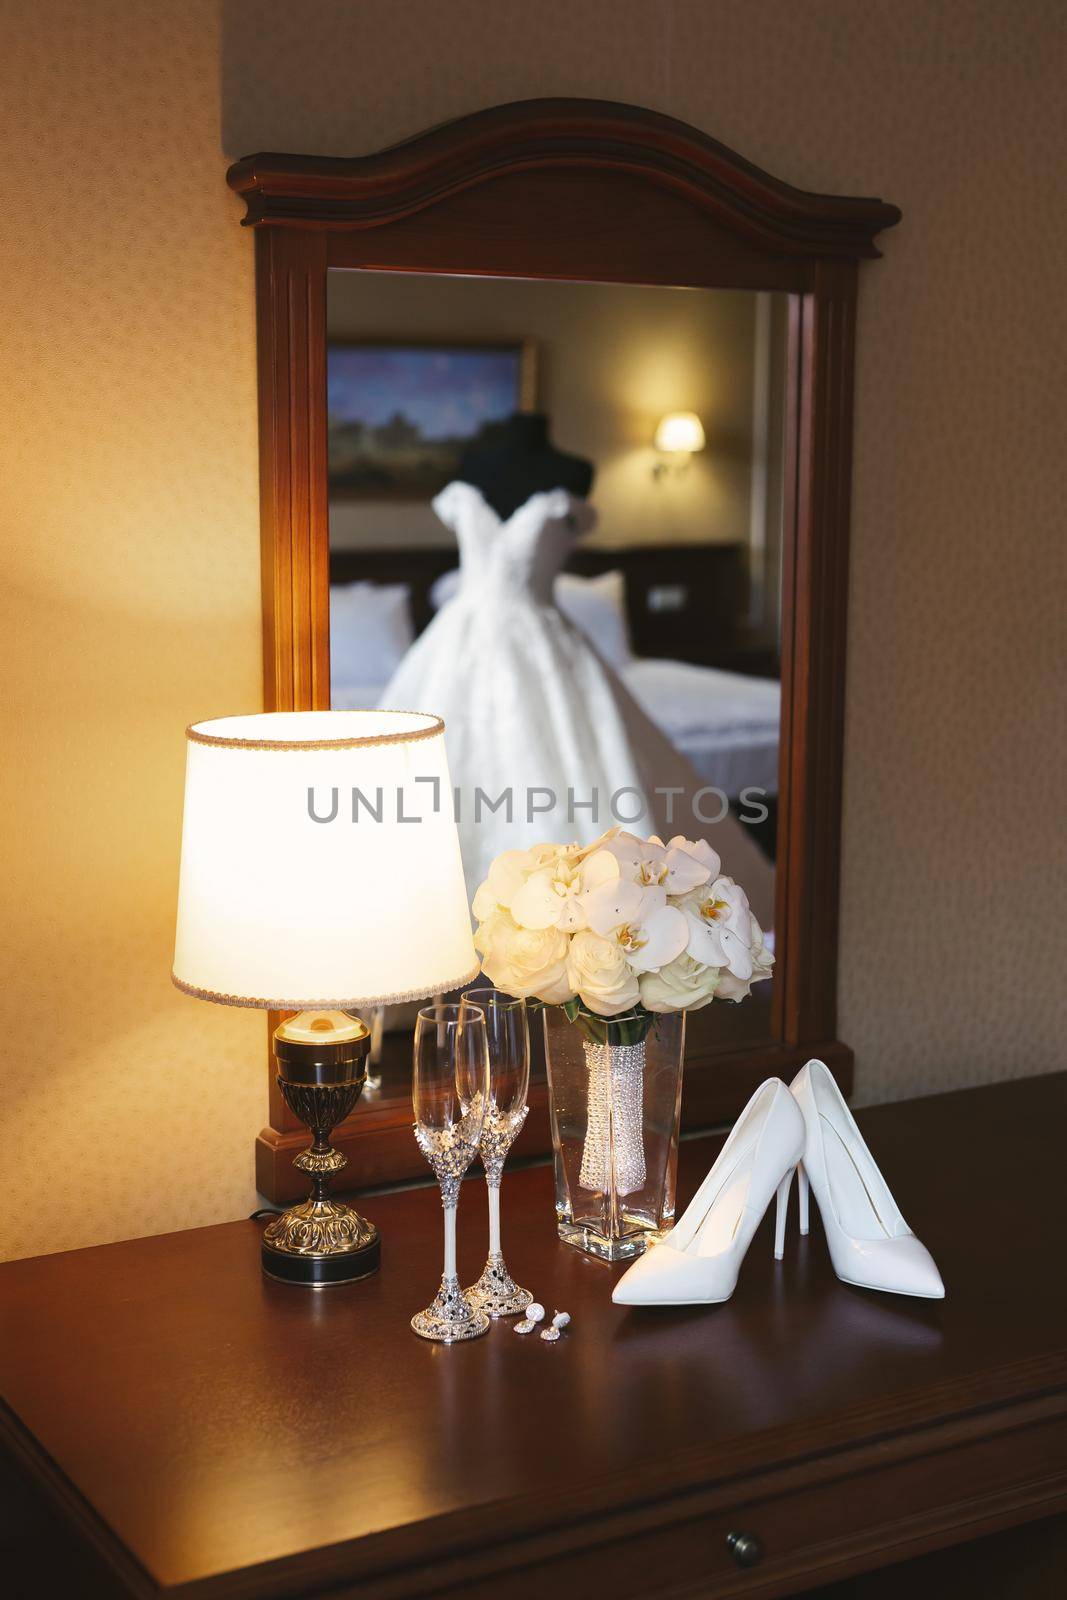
[172,710,478,1286]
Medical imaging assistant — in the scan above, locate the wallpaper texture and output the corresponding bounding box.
[1,0,1063,1259]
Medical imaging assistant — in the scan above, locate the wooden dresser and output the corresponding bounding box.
[1,1074,1065,1598]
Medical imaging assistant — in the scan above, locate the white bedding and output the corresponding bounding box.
[619,658,779,798]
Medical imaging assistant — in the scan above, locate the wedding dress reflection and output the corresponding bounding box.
[378,479,774,927]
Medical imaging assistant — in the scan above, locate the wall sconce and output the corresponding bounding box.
[652,412,706,479]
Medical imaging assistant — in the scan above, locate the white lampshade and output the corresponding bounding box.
[173,711,479,1010]
[654,411,706,454]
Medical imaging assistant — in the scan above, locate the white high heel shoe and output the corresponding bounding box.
[612,1079,804,1306]
[790,1060,945,1300]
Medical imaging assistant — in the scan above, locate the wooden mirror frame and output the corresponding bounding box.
[227,99,900,1202]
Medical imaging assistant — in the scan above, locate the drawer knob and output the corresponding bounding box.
[726,1530,764,1568]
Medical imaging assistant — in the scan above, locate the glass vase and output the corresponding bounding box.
[542,1005,685,1262]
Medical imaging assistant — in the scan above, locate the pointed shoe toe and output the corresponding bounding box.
[607,1241,735,1305]
[611,1241,732,1306]
[832,1232,945,1300]
[611,1243,674,1305]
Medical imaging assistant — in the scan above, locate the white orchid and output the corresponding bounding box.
[679,875,756,980]
[716,915,775,1001]
[508,845,619,932]
[603,830,711,896]
[581,879,688,974]
[471,830,621,926]
[666,834,722,881]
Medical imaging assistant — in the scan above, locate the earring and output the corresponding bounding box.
[513,1302,545,1335]
[540,1310,571,1343]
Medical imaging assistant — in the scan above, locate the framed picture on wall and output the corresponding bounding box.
[327,339,538,498]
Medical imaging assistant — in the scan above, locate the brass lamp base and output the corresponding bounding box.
[261,1011,381,1288]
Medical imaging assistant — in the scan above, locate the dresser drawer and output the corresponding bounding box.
[680,1411,1067,1597]
[383,1407,1067,1600]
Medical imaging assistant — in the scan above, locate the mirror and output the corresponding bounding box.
[326,269,789,1104]
[231,98,900,1193]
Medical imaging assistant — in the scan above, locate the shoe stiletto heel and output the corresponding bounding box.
[790,1060,944,1299]
[773,1165,796,1260]
[612,1080,805,1306]
[797,1162,810,1236]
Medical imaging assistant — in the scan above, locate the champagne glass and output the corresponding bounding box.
[411,1000,490,1342]
[464,988,533,1317]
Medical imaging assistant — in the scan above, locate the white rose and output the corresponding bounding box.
[639,952,721,1013]
[475,910,574,1003]
[566,929,641,1017]
[715,916,775,1002]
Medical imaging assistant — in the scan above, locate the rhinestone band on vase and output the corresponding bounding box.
[579,1038,647,1196]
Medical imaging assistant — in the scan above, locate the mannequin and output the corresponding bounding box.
[457,412,594,520]
[379,410,776,924]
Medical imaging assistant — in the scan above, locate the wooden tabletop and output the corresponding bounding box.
[1,1073,1065,1598]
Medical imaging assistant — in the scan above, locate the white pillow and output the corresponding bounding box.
[329,581,414,691]
[556,570,632,669]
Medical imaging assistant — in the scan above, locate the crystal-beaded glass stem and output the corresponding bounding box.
[411,1001,490,1342]
[464,989,532,1317]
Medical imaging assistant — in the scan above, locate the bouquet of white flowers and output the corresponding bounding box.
[473,828,773,1218]
[472,826,773,1030]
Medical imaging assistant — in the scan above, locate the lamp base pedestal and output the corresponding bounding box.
[261,1200,381,1286]
[265,1010,380,1287]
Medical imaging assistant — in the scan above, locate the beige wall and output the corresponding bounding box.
[1,0,1063,1260]
[327,271,761,552]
